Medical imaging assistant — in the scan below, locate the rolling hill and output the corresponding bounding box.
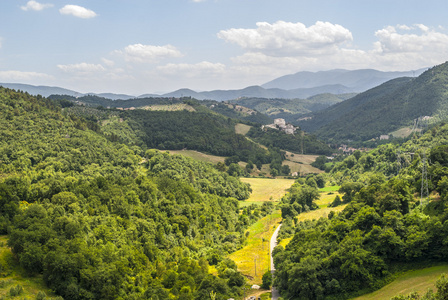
[297,61,448,142]
[228,93,356,123]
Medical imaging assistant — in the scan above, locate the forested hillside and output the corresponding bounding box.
[228,94,354,123]
[246,127,333,156]
[49,94,272,125]
[298,61,448,142]
[0,87,268,300]
[272,122,448,299]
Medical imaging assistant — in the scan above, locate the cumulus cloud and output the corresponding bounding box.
[120,44,183,63]
[157,61,226,77]
[21,1,53,11]
[218,21,353,57]
[0,70,53,81]
[101,58,115,67]
[57,63,105,73]
[59,5,97,19]
[218,21,448,78]
[374,24,448,55]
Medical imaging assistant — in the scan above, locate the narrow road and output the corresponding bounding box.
[270,224,282,300]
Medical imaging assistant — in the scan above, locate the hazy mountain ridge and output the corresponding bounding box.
[262,68,427,91]
[298,61,448,142]
[1,68,424,101]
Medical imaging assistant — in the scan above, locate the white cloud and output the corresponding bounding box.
[218,21,448,80]
[121,44,183,63]
[157,61,226,77]
[57,63,105,73]
[21,1,53,11]
[59,5,97,19]
[218,21,353,57]
[374,25,448,55]
[0,70,53,81]
[101,58,115,67]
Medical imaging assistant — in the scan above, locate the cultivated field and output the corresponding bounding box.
[352,265,448,300]
[240,178,295,202]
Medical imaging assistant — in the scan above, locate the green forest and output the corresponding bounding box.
[0,87,272,299]
[5,67,448,300]
[272,122,448,299]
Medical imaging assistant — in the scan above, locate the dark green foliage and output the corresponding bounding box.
[228,94,353,123]
[247,126,332,155]
[261,270,272,289]
[273,116,448,299]
[300,62,448,142]
[0,87,259,300]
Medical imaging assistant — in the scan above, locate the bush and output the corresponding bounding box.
[261,270,272,289]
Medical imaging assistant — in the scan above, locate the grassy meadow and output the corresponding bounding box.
[235,123,252,135]
[0,236,55,299]
[240,178,295,202]
[163,150,226,164]
[228,211,282,284]
[352,265,448,300]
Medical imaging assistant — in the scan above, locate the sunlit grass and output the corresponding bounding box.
[240,178,295,202]
[228,211,282,284]
[352,265,448,300]
[164,150,225,164]
[235,123,252,135]
[0,235,55,299]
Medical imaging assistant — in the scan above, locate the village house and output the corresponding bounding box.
[262,118,297,135]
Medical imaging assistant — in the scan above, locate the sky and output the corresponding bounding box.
[0,0,448,95]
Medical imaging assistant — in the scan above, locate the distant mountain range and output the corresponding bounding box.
[0,68,427,101]
[298,62,448,142]
[262,68,427,91]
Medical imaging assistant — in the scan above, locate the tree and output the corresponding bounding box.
[261,270,272,289]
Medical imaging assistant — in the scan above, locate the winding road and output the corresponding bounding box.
[270,224,282,300]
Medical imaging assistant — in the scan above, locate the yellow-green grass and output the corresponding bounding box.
[390,126,421,138]
[164,150,225,164]
[284,152,319,164]
[319,185,341,192]
[141,103,196,112]
[279,237,292,248]
[240,178,295,202]
[228,211,282,284]
[235,123,252,135]
[317,192,342,209]
[0,236,55,299]
[352,265,448,300]
[282,160,323,175]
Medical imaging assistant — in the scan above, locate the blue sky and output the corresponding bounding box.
[1,0,447,95]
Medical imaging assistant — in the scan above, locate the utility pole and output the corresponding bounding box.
[421,152,429,206]
[254,258,257,277]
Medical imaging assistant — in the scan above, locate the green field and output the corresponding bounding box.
[228,211,282,284]
[0,236,55,299]
[235,123,252,135]
[141,103,196,112]
[352,265,448,300]
[163,150,226,164]
[240,178,295,202]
